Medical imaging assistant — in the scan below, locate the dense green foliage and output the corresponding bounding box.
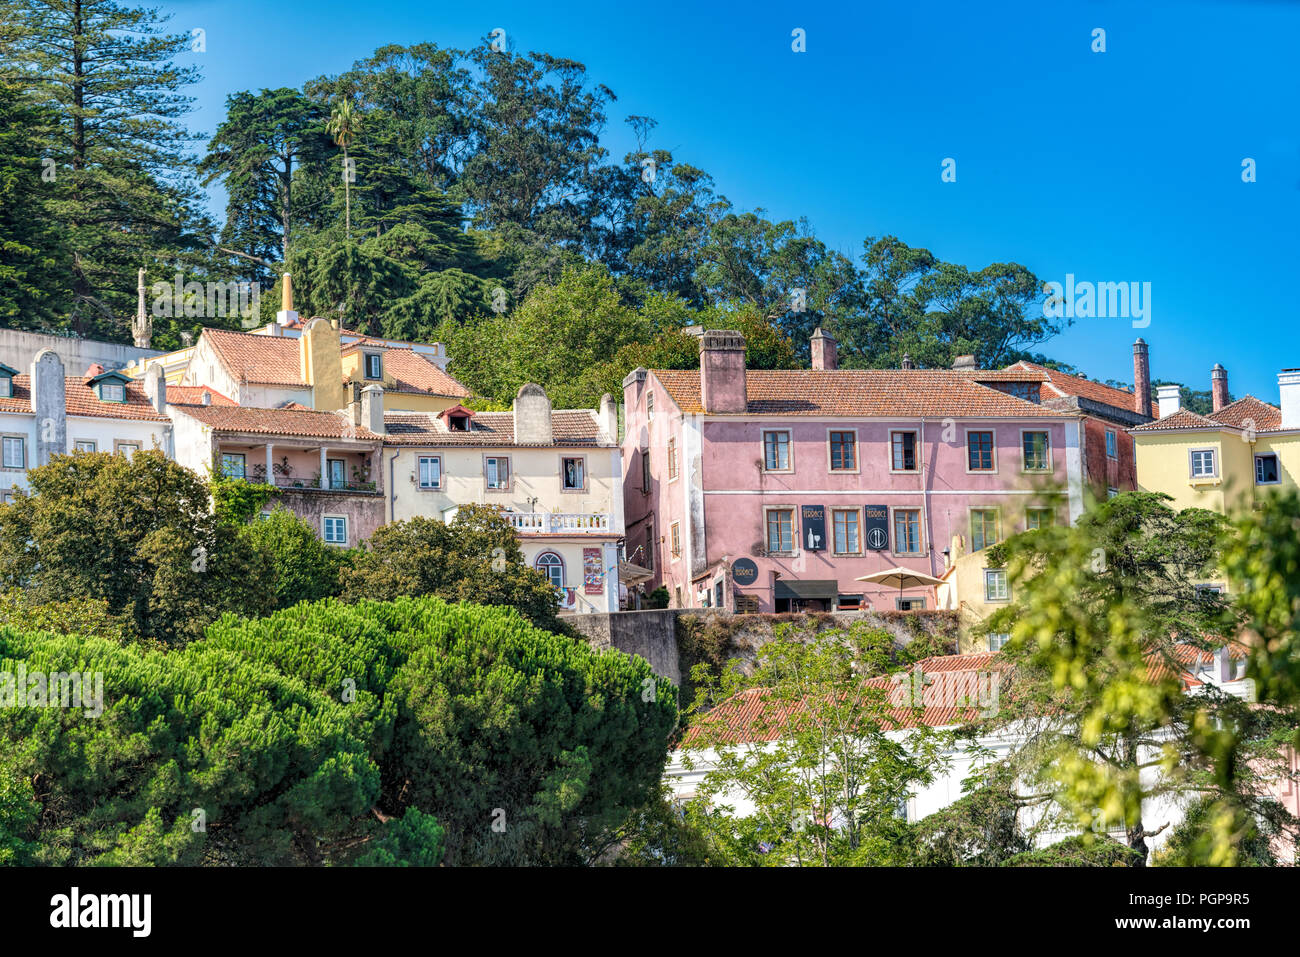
[0,595,677,865]
[1002,835,1145,868]
[240,506,351,610]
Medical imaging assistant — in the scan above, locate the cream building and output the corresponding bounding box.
[382,384,625,614]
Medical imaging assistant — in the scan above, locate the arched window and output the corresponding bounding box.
[535,552,565,590]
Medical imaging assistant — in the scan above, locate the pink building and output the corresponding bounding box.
[622,330,1086,613]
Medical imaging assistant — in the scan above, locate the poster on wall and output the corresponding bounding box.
[864,504,889,550]
[801,505,826,551]
[583,548,603,594]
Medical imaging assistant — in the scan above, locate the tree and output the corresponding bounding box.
[354,808,446,867]
[4,0,206,337]
[980,491,1298,864]
[1002,835,1144,867]
[681,625,953,866]
[327,97,360,239]
[341,505,563,632]
[240,506,348,610]
[0,451,269,645]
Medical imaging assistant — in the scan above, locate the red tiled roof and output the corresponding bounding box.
[652,370,1076,417]
[1005,360,1138,411]
[1130,408,1219,432]
[166,385,236,407]
[203,327,304,386]
[383,410,603,446]
[346,349,470,398]
[0,376,168,421]
[1207,396,1282,431]
[173,404,382,440]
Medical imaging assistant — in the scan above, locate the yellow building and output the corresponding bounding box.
[381,384,627,615]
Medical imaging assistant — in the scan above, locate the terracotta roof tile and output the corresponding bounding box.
[0,376,168,421]
[1005,360,1139,410]
[346,349,470,398]
[166,385,236,407]
[652,369,1076,417]
[383,410,602,446]
[1209,396,1282,431]
[203,327,304,386]
[1132,408,1225,433]
[174,404,382,440]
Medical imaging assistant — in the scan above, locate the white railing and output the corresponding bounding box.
[506,512,610,534]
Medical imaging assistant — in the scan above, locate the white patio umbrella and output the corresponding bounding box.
[855,565,945,608]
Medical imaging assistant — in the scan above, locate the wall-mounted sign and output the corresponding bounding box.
[583,548,603,594]
[801,505,826,552]
[731,558,759,585]
[864,504,889,551]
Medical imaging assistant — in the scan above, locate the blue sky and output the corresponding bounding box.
[172,0,1298,401]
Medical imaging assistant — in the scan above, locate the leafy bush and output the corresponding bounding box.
[240,506,350,609]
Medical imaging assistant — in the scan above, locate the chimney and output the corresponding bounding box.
[180,330,194,348]
[901,354,914,370]
[276,272,298,329]
[699,330,747,414]
[30,350,66,466]
[951,354,977,371]
[361,384,385,435]
[132,268,152,349]
[299,317,345,411]
[144,363,166,415]
[200,391,212,407]
[810,328,838,371]
[1211,364,1228,413]
[1156,384,1182,418]
[1279,369,1300,429]
[597,392,618,445]
[1132,338,1152,417]
[1216,646,1234,682]
[513,383,553,445]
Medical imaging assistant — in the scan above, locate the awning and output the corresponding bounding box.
[773,579,839,601]
[618,561,653,584]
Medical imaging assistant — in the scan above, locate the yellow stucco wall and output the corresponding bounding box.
[301,320,346,412]
[1135,428,1300,514]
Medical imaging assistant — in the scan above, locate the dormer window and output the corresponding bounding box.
[99,382,126,402]
[0,363,17,399]
[364,353,382,380]
[449,414,470,432]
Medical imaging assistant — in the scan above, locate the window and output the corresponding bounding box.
[485,456,510,490]
[984,568,1009,602]
[115,441,139,460]
[641,450,651,492]
[836,595,863,612]
[1105,429,1118,458]
[98,382,126,403]
[646,390,654,417]
[258,511,271,521]
[418,456,442,489]
[735,594,760,614]
[971,508,999,551]
[670,522,681,557]
[998,382,1039,403]
[73,440,96,453]
[1190,448,1217,478]
[535,552,565,590]
[2,436,24,469]
[644,525,654,571]
[1025,507,1054,530]
[322,515,348,545]
[891,431,917,471]
[1255,453,1280,485]
[561,456,585,491]
[364,353,382,379]
[766,508,794,554]
[448,413,470,432]
[220,453,246,480]
[667,438,678,480]
[1107,486,1119,499]
[988,633,1011,652]
[763,431,790,471]
[832,509,860,555]
[893,508,922,555]
[829,431,856,470]
[896,597,926,611]
[1021,431,1050,471]
[0,378,11,398]
[714,580,724,608]
[328,458,346,490]
[967,431,995,471]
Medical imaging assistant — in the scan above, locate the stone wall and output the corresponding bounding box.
[0,329,159,375]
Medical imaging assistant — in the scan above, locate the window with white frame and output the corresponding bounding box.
[220,453,246,480]
[485,456,510,490]
[988,633,1011,652]
[1255,453,1279,485]
[0,377,11,398]
[364,353,382,379]
[667,438,678,480]
[561,456,585,491]
[323,515,348,545]
[984,568,1009,602]
[418,456,441,489]
[535,551,564,590]
[2,436,24,469]
[73,440,96,453]
[1190,448,1216,478]
[1107,486,1119,499]
[98,381,126,403]
[115,441,139,459]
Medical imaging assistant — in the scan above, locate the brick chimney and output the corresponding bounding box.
[810,328,837,371]
[513,383,553,444]
[1132,338,1152,417]
[1211,363,1228,412]
[699,330,747,414]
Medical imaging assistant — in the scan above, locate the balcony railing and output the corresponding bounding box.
[506,512,610,534]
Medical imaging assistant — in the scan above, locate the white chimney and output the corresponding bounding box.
[1279,369,1300,429]
[1156,384,1182,418]
[597,392,618,445]
[361,384,385,435]
[513,383,553,445]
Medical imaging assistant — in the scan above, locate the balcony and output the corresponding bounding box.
[268,475,379,495]
[505,512,610,535]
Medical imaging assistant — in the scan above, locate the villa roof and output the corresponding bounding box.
[173,404,382,441]
[0,376,169,421]
[166,385,237,407]
[1131,395,1284,434]
[345,348,470,398]
[651,369,1076,418]
[383,410,603,447]
[1004,360,1139,411]
[203,327,305,386]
